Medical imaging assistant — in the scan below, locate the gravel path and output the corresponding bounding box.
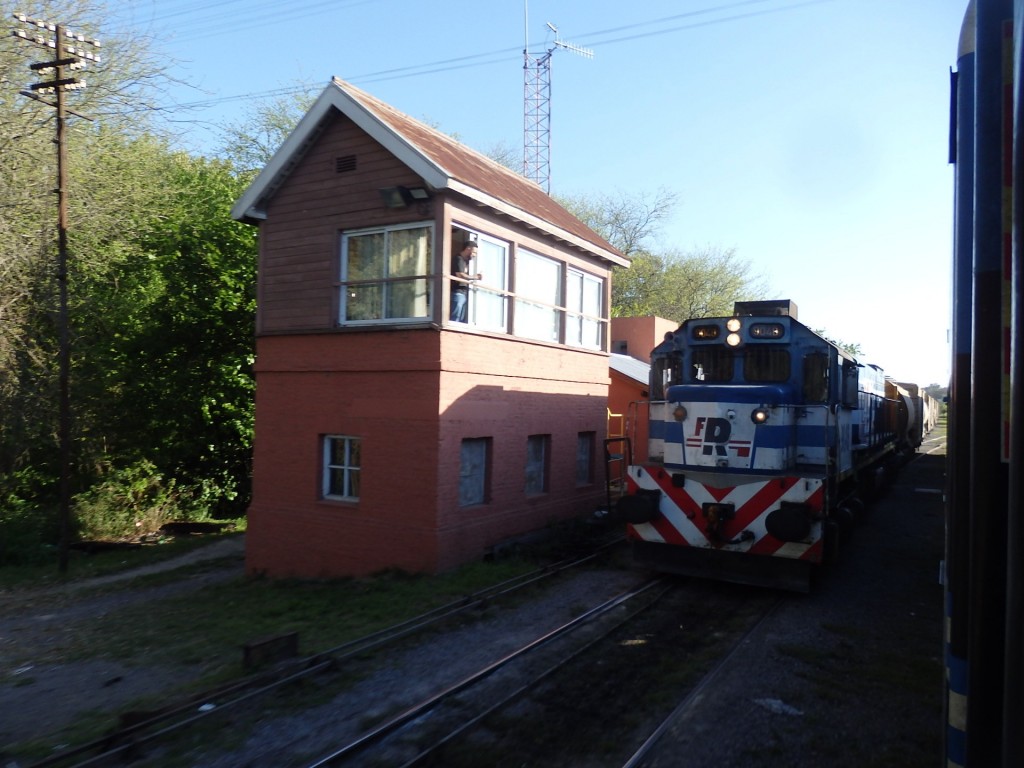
[0,536,247,753]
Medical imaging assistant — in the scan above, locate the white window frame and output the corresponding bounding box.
[450,226,608,350]
[323,435,361,500]
[339,222,434,325]
[566,267,604,350]
[466,233,510,331]
[514,250,561,343]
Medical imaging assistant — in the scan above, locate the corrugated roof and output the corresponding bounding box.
[232,78,627,268]
[609,353,650,385]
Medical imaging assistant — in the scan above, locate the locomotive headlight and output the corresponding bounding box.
[726,318,741,332]
[726,332,741,347]
[751,408,769,424]
[673,405,688,421]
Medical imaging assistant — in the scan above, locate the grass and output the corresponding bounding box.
[63,552,541,679]
[1,535,552,762]
[0,524,245,589]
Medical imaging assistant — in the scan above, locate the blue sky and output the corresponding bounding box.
[111,0,967,387]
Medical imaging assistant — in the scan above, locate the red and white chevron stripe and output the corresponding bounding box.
[625,466,826,562]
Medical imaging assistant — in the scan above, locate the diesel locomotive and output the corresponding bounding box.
[616,299,927,591]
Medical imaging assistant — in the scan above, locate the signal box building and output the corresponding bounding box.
[231,78,626,579]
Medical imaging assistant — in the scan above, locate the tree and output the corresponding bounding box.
[1,0,178,483]
[555,188,765,321]
[558,187,677,256]
[1,5,259,554]
[613,245,765,322]
[812,330,862,358]
[218,88,316,174]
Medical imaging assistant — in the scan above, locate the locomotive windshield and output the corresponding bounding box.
[744,347,790,382]
[691,348,734,381]
[690,346,791,383]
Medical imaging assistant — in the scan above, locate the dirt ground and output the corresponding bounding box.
[0,536,247,755]
[642,444,947,767]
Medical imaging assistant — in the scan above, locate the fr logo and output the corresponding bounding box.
[688,417,752,458]
[694,417,730,456]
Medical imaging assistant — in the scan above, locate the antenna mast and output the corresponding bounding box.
[523,7,592,193]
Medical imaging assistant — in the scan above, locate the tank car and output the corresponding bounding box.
[617,299,919,591]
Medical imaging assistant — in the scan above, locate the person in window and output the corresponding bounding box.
[450,241,481,322]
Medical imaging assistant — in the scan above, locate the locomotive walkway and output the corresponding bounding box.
[637,432,947,767]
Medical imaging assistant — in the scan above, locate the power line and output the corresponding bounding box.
[100,1,839,130]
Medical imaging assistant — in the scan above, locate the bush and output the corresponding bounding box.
[0,468,60,566]
[72,460,181,540]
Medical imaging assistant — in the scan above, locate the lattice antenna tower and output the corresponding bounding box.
[523,9,592,193]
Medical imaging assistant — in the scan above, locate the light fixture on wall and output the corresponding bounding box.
[379,185,432,209]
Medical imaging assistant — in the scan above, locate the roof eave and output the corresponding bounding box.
[447,180,628,267]
[231,80,629,268]
[231,80,449,223]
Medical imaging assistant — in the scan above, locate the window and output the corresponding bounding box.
[515,250,560,343]
[468,236,509,330]
[745,348,790,382]
[323,435,361,500]
[525,434,550,494]
[459,438,490,506]
[340,223,432,323]
[842,360,860,407]
[576,432,595,486]
[691,348,734,382]
[803,353,829,403]
[451,226,608,348]
[566,268,602,349]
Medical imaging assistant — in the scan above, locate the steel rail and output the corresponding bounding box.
[305,578,664,768]
[395,581,675,768]
[619,594,784,768]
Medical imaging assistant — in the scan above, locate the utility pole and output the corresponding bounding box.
[522,6,592,193]
[11,13,100,572]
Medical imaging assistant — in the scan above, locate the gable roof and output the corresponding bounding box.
[231,78,627,267]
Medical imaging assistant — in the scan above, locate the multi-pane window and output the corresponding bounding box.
[525,434,550,494]
[566,268,602,349]
[341,223,432,323]
[459,438,490,506]
[451,226,607,349]
[515,250,560,343]
[469,236,508,330]
[323,435,361,500]
[576,432,595,486]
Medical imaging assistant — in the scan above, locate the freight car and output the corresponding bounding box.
[616,299,923,591]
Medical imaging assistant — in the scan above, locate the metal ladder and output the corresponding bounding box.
[604,407,632,514]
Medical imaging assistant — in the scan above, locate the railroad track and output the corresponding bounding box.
[25,538,626,768]
[30,537,783,768]
[300,579,781,768]
[304,578,668,767]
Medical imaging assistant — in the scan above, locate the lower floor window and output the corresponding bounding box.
[525,434,550,494]
[459,437,490,506]
[576,432,595,485]
[324,435,361,500]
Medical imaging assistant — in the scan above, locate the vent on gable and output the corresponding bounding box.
[335,155,357,173]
